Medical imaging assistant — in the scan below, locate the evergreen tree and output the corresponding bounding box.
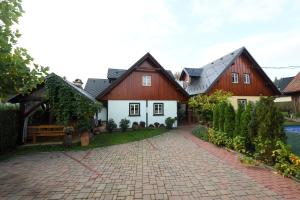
[224,103,235,137]
[213,103,220,130]
[234,103,244,136]
[240,103,252,137]
[218,102,226,131]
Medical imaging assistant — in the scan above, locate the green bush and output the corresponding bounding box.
[139,121,146,128]
[234,103,244,136]
[132,122,139,131]
[218,103,226,132]
[119,118,130,132]
[165,117,176,129]
[224,103,235,137]
[192,125,208,141]
[0,104,20,153]
[208,128,229,147]
[213,104,220,131]
[106,119,117,133]
[233,136,247,154]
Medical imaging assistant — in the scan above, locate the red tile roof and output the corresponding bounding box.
[283,72,300,94]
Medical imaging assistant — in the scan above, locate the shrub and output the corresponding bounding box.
[208,128,229,147]
[234,103,244,136]
[218,103,226,132]
[154,122,160,128]
[119,118,130,132]
[224,103,235,137]
[159,124,165,128]
[192,125,208,141]
[0,104,19,153]
[106,118,117,133]
[240,103,253,147]
[139,121,146,128]
[213,104,220,131]
[149,124,155,128]
[233,136,247,154]
[132,122,139,131]
[253,136,274,164]
[239,155,258,166]
[165,117,176,129]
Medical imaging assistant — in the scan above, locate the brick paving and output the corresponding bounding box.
[0,126,300,199]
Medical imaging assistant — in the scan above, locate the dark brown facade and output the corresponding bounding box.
[100,59,188,102]
[208,55,277,96]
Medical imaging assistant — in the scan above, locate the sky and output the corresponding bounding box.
[18,0,300,84]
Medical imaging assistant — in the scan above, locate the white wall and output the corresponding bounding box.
[98,107,107,121]
[108,100,178,128]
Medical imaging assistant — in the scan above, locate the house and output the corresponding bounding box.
[283,72,300,114]
[179,47,281,109]
[84,53,189,127]
[274,76,294,109]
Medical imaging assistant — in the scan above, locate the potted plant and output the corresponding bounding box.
[63,126,74,147]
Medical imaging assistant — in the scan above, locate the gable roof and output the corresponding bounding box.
[96,53,189,100]
[84,78,110,98]
[181,47,280,96]
[107,68,126,79]
[275,76,294,92]
[283,72,300,94]
[9,73,96,103]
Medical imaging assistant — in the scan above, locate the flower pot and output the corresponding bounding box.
[80,132,89,146]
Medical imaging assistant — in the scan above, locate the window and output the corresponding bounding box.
[142,75,151,86]
[129,103,140,116]
[153,103,164,116]
[238,99,247,109]
[231,73,239,83]
[243,73,250,84]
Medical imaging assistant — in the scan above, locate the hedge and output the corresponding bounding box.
[0,103,19,153]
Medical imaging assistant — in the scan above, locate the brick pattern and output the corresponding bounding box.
[0,127,299,199]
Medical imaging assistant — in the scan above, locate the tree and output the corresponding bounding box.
[0,0,48,100]
[224,103,235,137]
[188,90,232,123]
[213,103,220,130]
[218,102,226,132]
[234,103,244,136]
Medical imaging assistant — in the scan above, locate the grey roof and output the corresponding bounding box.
[275,77,294,92]
[184,47,244,95]
[84,78,110,98]
[107,68,126,79]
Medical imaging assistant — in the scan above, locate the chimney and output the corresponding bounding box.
[73,79,83,88]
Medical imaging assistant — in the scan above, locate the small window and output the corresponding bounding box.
[142,75,151,86]
[243,73,250,84]
[238,99,247,109]
[129,103,140,116]
[232,73,239,83]
[153,103,164,116]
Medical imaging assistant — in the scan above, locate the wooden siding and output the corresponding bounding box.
[208,54,276,96]
[101,61,187,102]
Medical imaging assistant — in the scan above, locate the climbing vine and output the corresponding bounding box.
[45,74,102,132]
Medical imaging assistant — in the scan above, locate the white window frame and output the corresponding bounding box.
[142,75,151,86]
[232,73,239,84]
[238,99,247,109]
[153,103,164,116]
[129,103,140,116]
[243,73,250,84]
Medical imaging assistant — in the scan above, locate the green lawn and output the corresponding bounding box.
[0,128,168,162]
[284,121,300,126]
[286,132,300,156]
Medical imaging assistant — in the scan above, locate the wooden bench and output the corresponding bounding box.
[28,125,65,144]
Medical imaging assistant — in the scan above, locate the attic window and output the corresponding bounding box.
[142,75,151,86]
[232,73,239,84]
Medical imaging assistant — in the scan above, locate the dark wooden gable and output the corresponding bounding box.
[208,52,280,96]
[98,53,188,101]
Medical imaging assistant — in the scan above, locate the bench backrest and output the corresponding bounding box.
[28,125,65,136]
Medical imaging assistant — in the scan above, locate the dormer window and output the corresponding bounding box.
[142,75,151,86]
[231,73,239,84]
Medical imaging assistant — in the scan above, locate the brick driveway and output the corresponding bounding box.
[1,127,300,200]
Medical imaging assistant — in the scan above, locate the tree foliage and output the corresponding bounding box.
[224,103,235,137]
[213,104,220,130]
[234,103,244,136]
[45,74,102,132]
[188,90,232,122]
[218,102,226,132]
[0,0,48,99]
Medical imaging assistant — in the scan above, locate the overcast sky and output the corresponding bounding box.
[18,0,300,84]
